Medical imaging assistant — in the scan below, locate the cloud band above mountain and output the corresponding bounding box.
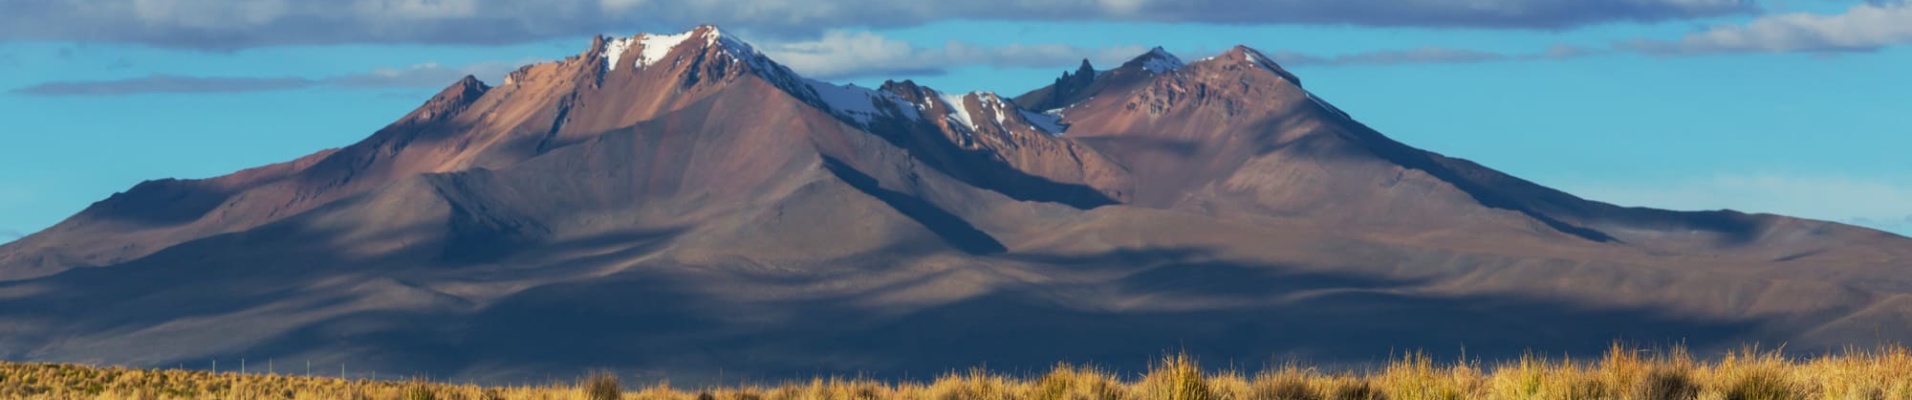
[763,31,1151,80]
[11,75,313,96]
[17,0,1910,98]
[7,40,1589,96]
[1627,1,1912,54]
[11,61,527,96]
[0,0,1755,49]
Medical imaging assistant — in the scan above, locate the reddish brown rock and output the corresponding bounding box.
[0,27,1906,383]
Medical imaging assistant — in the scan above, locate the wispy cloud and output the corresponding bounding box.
[10,33,1608,92]
[12,75,313,96]
[1626,1,1912,54]
[322,60,527,89]
[1270,47,1511,66]
[1248,1,1912,67]
[11,61,524,96]
[25,8,1911,96]
[0,0,1754,50]
[1249,1,1912,67]
[0,229,22,243]
[761,29,1614,80]
[764,30,1147,80]
[1267,45,1602,67]
[769,6,1912,79]
[1562,173,1912,234]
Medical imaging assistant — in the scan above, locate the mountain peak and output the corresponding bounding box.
[1121,46,1184,74]
[400,74,490,124]
[15,22,1912,385]
[449,74,487,91]
[1206,45,1302,86]
[596,25,759,72]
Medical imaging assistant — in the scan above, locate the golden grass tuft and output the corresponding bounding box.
[1140,353,1212,400]
[4,343,1911,399]
[581,370,622,400]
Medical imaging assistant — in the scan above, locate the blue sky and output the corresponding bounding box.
[1,0,1909,242]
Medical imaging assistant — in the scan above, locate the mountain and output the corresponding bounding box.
[2,25,1908,383]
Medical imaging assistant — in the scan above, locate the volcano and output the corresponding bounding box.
[2,26,1907,383]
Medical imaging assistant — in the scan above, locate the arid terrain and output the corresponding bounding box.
[5,345,1911,399]
[1,25,1908,384]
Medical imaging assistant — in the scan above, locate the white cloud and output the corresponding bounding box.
[1629,1,1912,54]
[761,31,1614,80]
[352,0,480,20]
[1267,47,1540,66]
[12,60,525,96]
[11,75,316,95]
[763,30,1147,80]
[13,28,1610,94]
[0,0,1756,49]
[322,60,529,88]
[130,0,293,28]
[1563,173,1912,233]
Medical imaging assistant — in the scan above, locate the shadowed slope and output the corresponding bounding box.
[1030,45,1906,262]
[0,27,1908,384]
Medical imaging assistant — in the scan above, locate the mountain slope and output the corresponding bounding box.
[1032,45,1905,267]
[0,26,1907,383]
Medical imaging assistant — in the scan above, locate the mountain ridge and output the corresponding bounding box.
[1,25,1907,383]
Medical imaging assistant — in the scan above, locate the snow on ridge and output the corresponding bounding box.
[1239,48,1281,71]
[1246,50,1266,64]
[602,26,1039,135]
[944,90,1068,135]
[1020,109,1067,135]
[795,78,1060,136]
[983,93,1008,127]
[940,92,977,133]
[634,26,783,73]
[608,26,772,73]
[703,26,724,47]
[636,30,696,68]
[714,31,783,75]
[601,36,635,71]
[601,26,928,129]
[1140,47,1185,73]
[1188,47,1277,70]
[803,79,921,127]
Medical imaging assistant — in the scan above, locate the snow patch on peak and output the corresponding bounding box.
[712,32,766,63]
[802,79,922,127]
[1140,47,1184,73]
[1221,46,1303,86]
[951,91,1068,135]
[1020,109,1067,135]
[701,26,753,55]
[601,36,636,71]
[636,31,696,68]
[1235,47,1282,71]
[614,26,767,72]
[981,93,1009,127]
[940,92,978,133]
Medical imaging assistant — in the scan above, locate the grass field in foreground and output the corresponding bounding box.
[2,344,1909,399]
